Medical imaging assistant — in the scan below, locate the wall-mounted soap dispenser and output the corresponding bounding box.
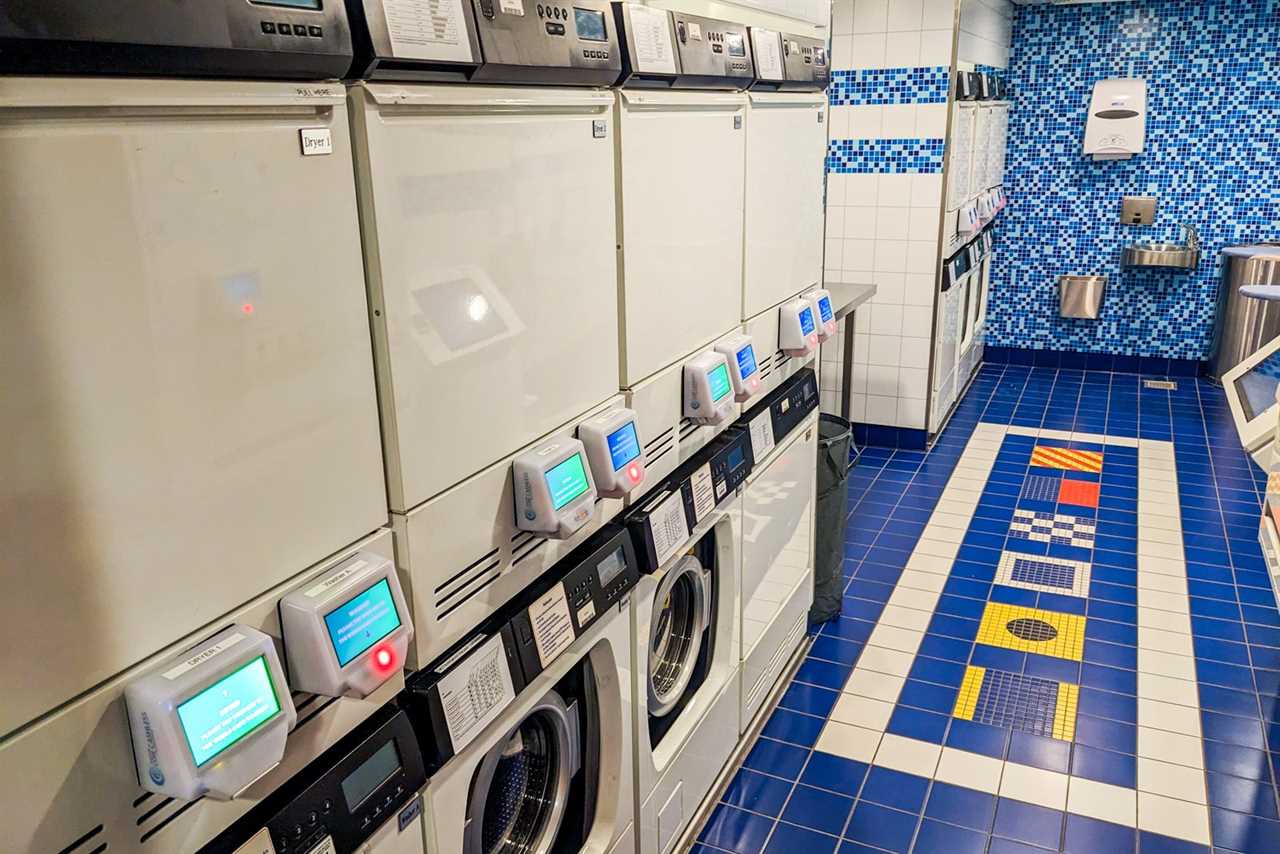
[1084,78,1147,161]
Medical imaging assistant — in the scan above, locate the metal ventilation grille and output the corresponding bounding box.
[511,530,548,567]
[55,824,106,854]
[677,417,701,443]
[436,547,503,618]
[757,350,777,380]
[644,425,676,467]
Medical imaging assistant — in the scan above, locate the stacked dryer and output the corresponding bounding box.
[0,4,404,851]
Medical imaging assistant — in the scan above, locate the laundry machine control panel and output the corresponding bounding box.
[510,526,641,679]
[513,438,599,539]
[279,552,414,699]
[471,0,623,85]
[703,427,754,502]
[781,33,829,89]
[670,12,754,87]
[684,350,737,425]
[767,367,819,447]
[715,334,764,403]
[779,298,819,357]
[614,5,753,89]
[579,407,648,498]
[0,0,354,78]
[805,289,837,342]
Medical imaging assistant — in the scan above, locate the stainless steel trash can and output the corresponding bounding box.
[1208,244,1280,381]
[1059,275,1107,319]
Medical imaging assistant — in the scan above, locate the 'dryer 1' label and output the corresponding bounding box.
[299,127,333,156]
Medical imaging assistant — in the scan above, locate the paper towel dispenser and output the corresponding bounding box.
[1084,78,1146,160]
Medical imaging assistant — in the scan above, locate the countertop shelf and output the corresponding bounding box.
[824,281,877,321]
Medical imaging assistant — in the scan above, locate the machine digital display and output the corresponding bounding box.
[709,363,733,402]
[597,545,627,586]
[607,422,641,471]
[799,307,815,336]
[736,345,758,379]
[250,0,323,8]
[726,33,746,57]
[727,446,746,472]
[177,656,282,767]
[324,578,403,667]
[341,741,402,812]
[546,453,591,510]
[817,296,834,323]
[574,7,608,41]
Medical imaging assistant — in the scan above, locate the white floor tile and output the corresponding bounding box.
[914,538,960,560]
[1140,527,1182,546]
[1137,540,1183,560]
[933,747,1002,793]
[1137,573,1187,595]
[843,668,906,702]
[1138,673,1201,707]
[877,604,933,632]
[1137,698,1202,737]
[830,693,895,731]
[886,586,940,613]
[1067,776,1137,827]
[897,569,947,593]
[1137,757,1208,804]
[907,552,954,576]
[815,721,882,763]
[1138,627,1196,656]
[1140,589,1191,615]
[856,645,915,677]
[1136,792,1211,845]
[1137,726,1205,769]
[1138,607,1192,635]
[867,623,924,654]
[929,511,971,530]
[999,762,1069,810]
[1137,648,1198,682]
[873,734,941,778]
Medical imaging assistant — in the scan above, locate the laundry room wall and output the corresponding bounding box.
[986,0,1280,363]
[824,0,956,430]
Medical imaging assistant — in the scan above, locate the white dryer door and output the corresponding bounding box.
[617,90,747,384]
[356,84,621,510]
[0,77,386,735]
[743,92,826,320]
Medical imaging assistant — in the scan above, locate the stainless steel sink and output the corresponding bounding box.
[1123,243,1201,269]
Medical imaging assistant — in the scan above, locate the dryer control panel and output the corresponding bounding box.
[781,33,829,90]
[578,407,647,498]
[715,334,763,404]
[510,526,640,679]
[805,289,837,342]
[472,0,623,85]
[779,298,819,357]
[767,368,819,446]
[684,351,737,425]
[671,12,754,88]
[513,438,598,539]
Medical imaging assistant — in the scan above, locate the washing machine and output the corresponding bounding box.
[0,2,388,745]
[613,5,752,385]
[931,244,977,433]
[742,29,828,321]
[735,369,818,728]
[405,526,640,854]
[620,437,748,854]
[345,0,624,514]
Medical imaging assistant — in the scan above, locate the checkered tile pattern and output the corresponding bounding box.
[954,666,1078,742]
[995,550,1092,597]
[1021,474,1060,502]
[1009,509,1096,548]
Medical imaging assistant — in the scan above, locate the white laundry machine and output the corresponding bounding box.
[345,0,624,513]
[734,369,818,728]
[405,526,640,854]
[613,5,752,385]
[0,6,387,742]
[742,30,828,321]
[620,435,750,854]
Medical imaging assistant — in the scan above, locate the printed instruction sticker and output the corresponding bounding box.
[529,585,575,667]
[686,21,702,41]
[748,411,776,464]
[629,5,677,75]
[649,489,691,567]
[437,634,516,751]
[688,463,716,524]
[382,0,475,63]
[499,0,525,14]
[753,29,783,80]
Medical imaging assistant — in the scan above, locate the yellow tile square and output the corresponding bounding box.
[974,601,1085,662]
[953,665,986,721]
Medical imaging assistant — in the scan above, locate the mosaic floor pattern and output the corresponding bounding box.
[698,365,1280,854]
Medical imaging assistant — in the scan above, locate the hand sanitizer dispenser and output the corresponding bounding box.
[1084,78,1146,161]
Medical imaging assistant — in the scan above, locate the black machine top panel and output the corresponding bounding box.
[615,4,753,90]
[0,0,354,79]
[345,0,621,85]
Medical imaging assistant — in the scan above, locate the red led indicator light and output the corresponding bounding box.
[241,303,254,315]
[370,644,397,676]
[628,464,641,482]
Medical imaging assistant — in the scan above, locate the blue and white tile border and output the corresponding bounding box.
[813,423,1213,845]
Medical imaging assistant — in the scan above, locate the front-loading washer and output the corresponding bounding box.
[405,527,640,854]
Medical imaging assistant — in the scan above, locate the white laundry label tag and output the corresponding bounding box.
[437,634,516,751]
[687,21,702,40]
[753,30,783,80]
[629,5,677,74]
[499,0,525,14]
[163,633,245,680]
[649,489,691,567]
[577,600,596,627]
[688,463,716,525]
[529,585,575,667]
[298,128,332,156]
[304,837,335,854]
[232,828,277,854]
[382,0,475,62]
[304,559,368,598]
[749,412,776,464]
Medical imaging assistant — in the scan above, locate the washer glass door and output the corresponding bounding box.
[467,693,576,854]
[648,555,709,718]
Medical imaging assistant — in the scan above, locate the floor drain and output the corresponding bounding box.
[1144,379,1177,390]
[1006,618,1059,642]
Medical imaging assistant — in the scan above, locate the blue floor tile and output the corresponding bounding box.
[844,802,918,854]
[993,798,1064,850]
[799,752,868,798]
[781,784,854,837]
[721,768,794,817]
[923,782,996,832]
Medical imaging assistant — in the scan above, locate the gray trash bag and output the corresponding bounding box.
[810,414,853,625]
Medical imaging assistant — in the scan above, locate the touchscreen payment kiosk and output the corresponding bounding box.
[1223,334,1280,469]
[124,625,297,802]
[805,289,837,342]
[280,553,413,699]
[579,407,648,498]
[684,351,737,425]
[779,298,818,357]
[513,439,599,538]
[716,333,764,403]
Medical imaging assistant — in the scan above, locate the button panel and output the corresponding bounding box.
[260,21,323,37]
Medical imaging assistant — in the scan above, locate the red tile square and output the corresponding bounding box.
[1058,479,1100,509]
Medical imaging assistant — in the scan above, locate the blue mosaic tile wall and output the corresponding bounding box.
[827,138,947,174]
[828,67,951,106]
[986,0,1280,360]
